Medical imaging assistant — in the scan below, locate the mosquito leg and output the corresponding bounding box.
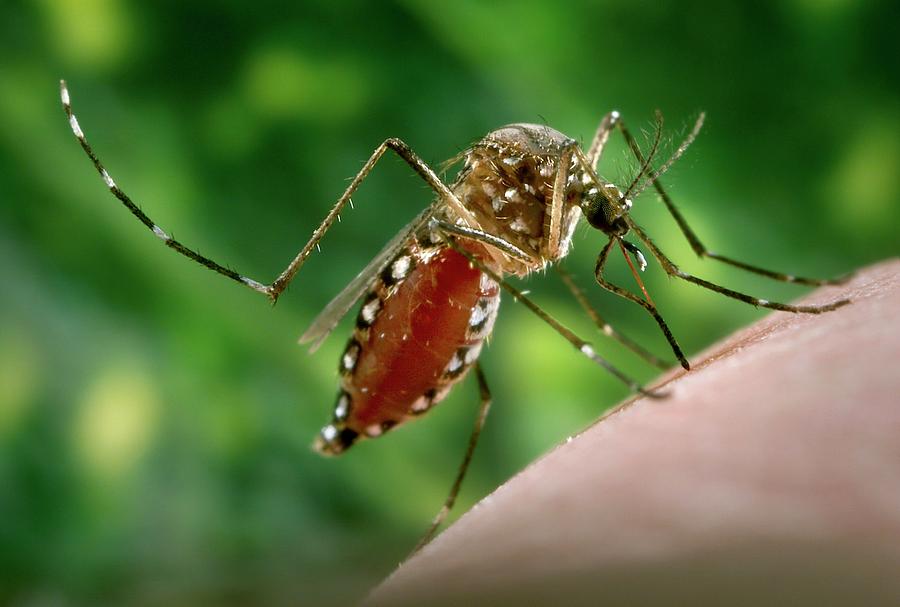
[626,219,851,313]
[410,362,493,557]
[592,239,691,370]
[62,80,475,304]
[555,265,672,370]
[431,220,534,264]
[586,111,620,170]
[611,113,850,287]
[61,81,272,297]
[440,237,664,398]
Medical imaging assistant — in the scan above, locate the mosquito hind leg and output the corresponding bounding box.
[626,219,851,314]
[410,362,493,557]
[62,80,472,304]
[61,80,271,297]
[609,112,850,287]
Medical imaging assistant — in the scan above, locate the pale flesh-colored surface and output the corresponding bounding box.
[367,259,900,607]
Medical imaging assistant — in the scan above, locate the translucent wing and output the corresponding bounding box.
[299,207,435,352]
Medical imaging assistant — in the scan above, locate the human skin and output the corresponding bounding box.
[366,259,900,607]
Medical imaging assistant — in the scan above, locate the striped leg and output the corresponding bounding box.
[626,219,851,314]
[61,80,471,304]
[606,111,851,287]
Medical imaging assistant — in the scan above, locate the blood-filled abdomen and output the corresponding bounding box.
[314,237,500,455]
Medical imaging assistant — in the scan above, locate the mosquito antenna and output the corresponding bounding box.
[621,110,664,201]
[629,112,705,200]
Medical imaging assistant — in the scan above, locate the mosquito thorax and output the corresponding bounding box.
[452,124,586,275]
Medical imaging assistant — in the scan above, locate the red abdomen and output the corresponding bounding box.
[315,238,500,454]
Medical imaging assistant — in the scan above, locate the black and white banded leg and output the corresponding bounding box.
[592,109,852,288]
[61,80,473,304]
[625,220,851,314]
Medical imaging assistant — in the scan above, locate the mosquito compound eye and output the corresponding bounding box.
[581,192,613,232]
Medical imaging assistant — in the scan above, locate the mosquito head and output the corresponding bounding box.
[581,182,631,238]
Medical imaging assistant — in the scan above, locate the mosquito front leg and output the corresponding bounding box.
[62,80,474,304]
[586,111,620,170]
[410,362,493,557]
[555,265,672,370]
[611,112,850,287]
[592,239,690,370]
[626,219,851,313]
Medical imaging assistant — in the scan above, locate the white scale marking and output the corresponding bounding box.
[446,352,464,373]
[241,277,266,291]
[342,344,359,371]
[69,115,84,139]
[334,394,350,421]
[757,299,770,306]
[464,343,482,364]
[391,256,411,280]
[469,303,487,327]
[101,169,116,189]
[411,396,430,413]
[509,217,529,233]
[361,297,381,324]
[580,344,596,358]
[152,225,169,241]
[321,424,338,442]
[61,86,70,106]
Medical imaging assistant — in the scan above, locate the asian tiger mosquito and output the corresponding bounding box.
[60,80,850,552]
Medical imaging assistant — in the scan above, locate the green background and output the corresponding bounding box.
[1,1,897,604]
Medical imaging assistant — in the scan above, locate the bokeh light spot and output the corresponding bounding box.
[242,46,369,122]
[75,363,160,480]
[825,118,899,232]
[38,0,135,70]
[0,329,41,435]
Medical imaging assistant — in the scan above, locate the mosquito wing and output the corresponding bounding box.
[299,206,435,353]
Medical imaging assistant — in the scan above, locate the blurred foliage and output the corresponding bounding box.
[0,0,898,604]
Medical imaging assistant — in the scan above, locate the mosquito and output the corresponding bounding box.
[60,80,849,552]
